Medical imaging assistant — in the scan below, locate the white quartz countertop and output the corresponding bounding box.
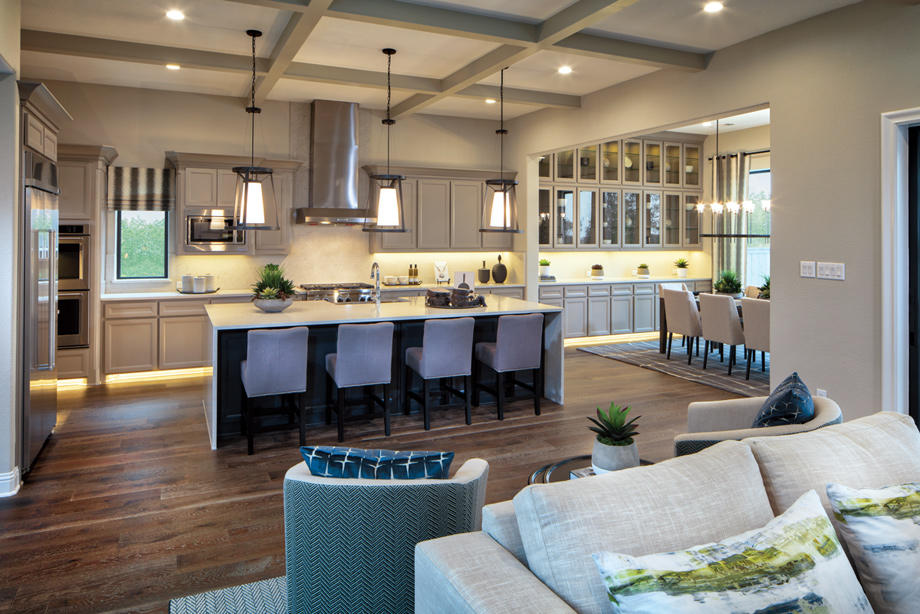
[101,288,255,301]
[380,282,523,291]
[539,276,711,285]
[205,296,561,330]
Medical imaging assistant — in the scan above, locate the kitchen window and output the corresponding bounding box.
[115,210,168,279]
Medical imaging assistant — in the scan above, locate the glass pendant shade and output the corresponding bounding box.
[363,174,405,232]
[231,166,278,230]
[481,178,519,232]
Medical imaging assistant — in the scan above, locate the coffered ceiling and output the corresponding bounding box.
[20,0,860,121]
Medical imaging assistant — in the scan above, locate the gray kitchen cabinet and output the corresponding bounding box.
[576,188,598,248]
[555,187,576,247]
[540,297,563,308]
[564,297,587,338]
[57,146,117,222]
[489,287,525,298]
[185,168,217,206]
[417,179,451,249]
[252,170,294,255]
[611,293,634,334]
[588,296,611,336]
[663,192,682,247]
[538,186,553,248]
[684,144,701,187]
[633,284,657,332]
[159,316,209,369]
[380,179,417,250]
[643,191,662,248]
[450,180,482,249]
[104,317,158,374]
[664,142,682,187]
[622,190,641,247]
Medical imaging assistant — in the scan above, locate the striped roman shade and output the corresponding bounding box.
[106,167,175,211]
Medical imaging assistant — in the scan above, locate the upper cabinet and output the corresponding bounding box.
[57,145,118,222]
[538,154,553,181]
[538,186,552,248]
[555,187,575,248]
[622,139,642,185]
[20,82,72,163]
[577,145,598,183]
[643,141,662,185]
[664,143,682,187]
[576,189,598,248]
[556,149,576,181]
[601,140,620,183]
[684,144,701,187]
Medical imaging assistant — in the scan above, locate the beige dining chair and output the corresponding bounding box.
[699,293,746,375]
[741,297,770,379]
[658,282,689,348]
[661,289,702,364]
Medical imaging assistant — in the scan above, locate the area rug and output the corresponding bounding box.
[169,576,286,614]
[579,340,770,397]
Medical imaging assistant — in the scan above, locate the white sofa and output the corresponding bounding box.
[414,412,920,613]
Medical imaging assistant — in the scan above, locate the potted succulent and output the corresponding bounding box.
[714,270,743,298]
[538,258,551,277]
[588,402,641,474]
[251,263,296,312]
[590,264,604,280]
[636,263,650,278]
[674,257,689,278]
[759,275,770,299]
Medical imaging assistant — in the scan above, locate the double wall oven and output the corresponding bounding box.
[58,224,89,348]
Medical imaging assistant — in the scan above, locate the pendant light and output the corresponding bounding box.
[709,118,723,215]
[363,48,406,233]
[231,29,278,231]
[481,68,520,233]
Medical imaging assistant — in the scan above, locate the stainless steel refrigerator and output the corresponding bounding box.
[21,150,58,474]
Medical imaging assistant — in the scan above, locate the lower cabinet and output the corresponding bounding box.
[563,297,587,338]
[633,293,657,332]
[587,296,611,336]
[159,316,209,369]
[611,293,634,334]
[488,287,525,298]
[104,318,158,374]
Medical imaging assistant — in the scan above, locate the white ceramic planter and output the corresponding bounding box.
[253,297,294,313]
[675,268,688,278]
[539,265,551,277]
[591,439,639,474]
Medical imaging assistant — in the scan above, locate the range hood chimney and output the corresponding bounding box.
[295,100,367,225]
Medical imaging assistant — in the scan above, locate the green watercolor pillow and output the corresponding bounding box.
[827,481,920,614]
[592,490,871,613]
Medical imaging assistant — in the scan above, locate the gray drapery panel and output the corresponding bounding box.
[713,152,752,278]
[106,167,175,211]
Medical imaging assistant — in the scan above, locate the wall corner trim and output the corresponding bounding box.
[0,467,21,497]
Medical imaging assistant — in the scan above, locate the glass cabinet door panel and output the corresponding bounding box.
[538,187,552,246]
[644,191,661,247]
[555,188,575,246]
[577,189,598,247]
[644,141,662,184]
[622,140,641,184]
[538,154,552,180]
[578,145,597,182]
[664,144,682,186]
[556,149,575,180]
[663,193,681,246]
[684,193,701,247]
[601,190,619,246]
[622,190,641,246]
[601,140,619,182]
[684,144,700,187]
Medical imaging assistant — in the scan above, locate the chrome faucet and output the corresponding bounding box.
[370,261,381,304]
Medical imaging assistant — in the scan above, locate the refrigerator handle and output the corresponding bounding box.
[49,229,56,370]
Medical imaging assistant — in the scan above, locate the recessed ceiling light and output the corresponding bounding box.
[703,1,723,14]
[558,65,573,75]
[702,121,713,127]
[485,98,497,104]
[165,63,181,70]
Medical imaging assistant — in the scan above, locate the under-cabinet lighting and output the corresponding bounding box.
[485,98,497,104]
[105,367,213,384]
[166,9,185,21]
[703,2,724,14]
[57,378,88,389]
[166,63,181,70]
[557,65,573,75]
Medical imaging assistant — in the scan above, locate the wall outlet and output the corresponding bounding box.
[816,261,845,281]
[816,388,828,398]
[800,260,816,278]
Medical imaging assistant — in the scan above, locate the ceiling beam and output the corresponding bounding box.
[222,0,311,11]
[555,32,709,71]
[537,0,639,43]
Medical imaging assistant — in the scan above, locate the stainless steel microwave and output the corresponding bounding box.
[185,213,247,252]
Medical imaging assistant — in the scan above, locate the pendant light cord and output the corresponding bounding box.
[386,51,392,178]
[249,33,256,171]
[499,68,505,183]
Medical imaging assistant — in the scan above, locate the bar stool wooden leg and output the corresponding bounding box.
[667,332,673,359]
[382,384,391,437]
[472,360,481,406]
[336,387,346,442]
[403,365,412,415]
[533,368,541,416]
[325,374,333,425]
[422,379,431,430]
[703,340,710,369]
[746,349,753,380]
[762,351,766,371]
[298,393,307,446]
[496,371,505,420]
[464,374,472,425]
[687,336,694,365]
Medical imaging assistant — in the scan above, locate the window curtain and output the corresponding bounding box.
[713,152,752,278]
[106,167,174,211]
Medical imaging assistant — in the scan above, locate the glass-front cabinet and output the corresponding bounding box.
[643,191,661,248]
[556,149,575,181]
[622,140,641,184]
[663,192,681,247]
[555,188,575,246]
[538,186,552,247]
[538,154,553,181]
[684,144,700,187]
[684,193,701,247]
[601,140,619,183]
[644,141,662,185]
[577,189,597,247]
[578,145,598,182]
[664,143,682,187]
[600,190,619,247]
[622,190,641,247]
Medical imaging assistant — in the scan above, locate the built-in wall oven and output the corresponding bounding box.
[57,224,90,349]
[186,210,247,252]
[58,291,88,348]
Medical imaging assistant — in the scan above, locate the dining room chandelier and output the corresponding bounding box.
[481,67,520,234]
[231,29,278,231]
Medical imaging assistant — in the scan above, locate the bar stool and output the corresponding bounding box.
[325,322,395,442]
[240,326,309,455]
[473,313,544,420]
[404,317,475,430]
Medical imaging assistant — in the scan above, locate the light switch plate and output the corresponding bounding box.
[816,388,828,398]
[800,260,816,278]
[817,262,845,281]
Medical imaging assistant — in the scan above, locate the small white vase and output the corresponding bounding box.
[591,439,639,474]
[539,265,550,277]
[253,297,293,313]
[676,268,688,278]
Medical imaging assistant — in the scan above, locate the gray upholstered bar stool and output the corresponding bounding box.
[325,322,395,442]
[240,326,309,455]
[404,317,475,430]
[472,313,544,420]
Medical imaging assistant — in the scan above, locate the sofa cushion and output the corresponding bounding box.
[745,412,920,516]
[752,372,815,427]
[299,446,454,479]
[827,481,920,614]
[482,500,526,564]
[512,441,774,614]
[592,490,871,613]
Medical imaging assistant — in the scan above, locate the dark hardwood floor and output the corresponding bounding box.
[0,347,737,613]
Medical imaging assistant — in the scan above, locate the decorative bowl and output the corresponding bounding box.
[253,298,293,313]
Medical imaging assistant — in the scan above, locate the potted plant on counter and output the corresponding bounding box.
[714,270,742,298]
[673,257,689,278]
[590,264,605,280]
[636,263,650,278]
[252,263,296,312]
[538,258,551,277]
[588,402,641,474]
[759,275,770,299]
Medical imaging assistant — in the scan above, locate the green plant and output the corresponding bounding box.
[637,263,649,269]
[759,275,771,299]
[588,402,641,447]
[674,258,689,269]
[251,263,295,300]
[539,258,551,266]
[714,270,742,294]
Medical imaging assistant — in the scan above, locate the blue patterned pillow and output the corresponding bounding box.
[752,372,815,427]
[299,446,454,479]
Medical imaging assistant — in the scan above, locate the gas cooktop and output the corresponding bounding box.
[300,282,375,303]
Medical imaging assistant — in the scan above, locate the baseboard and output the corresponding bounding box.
[0,466,21,497]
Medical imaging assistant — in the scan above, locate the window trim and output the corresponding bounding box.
[115,210,169,280]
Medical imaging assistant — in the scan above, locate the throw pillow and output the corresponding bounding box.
[299,446,454,479]
[827,481,920,614]
[752,371,815,427]
[593,490,871,613]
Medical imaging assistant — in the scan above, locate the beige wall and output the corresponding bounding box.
[510,1,920,419]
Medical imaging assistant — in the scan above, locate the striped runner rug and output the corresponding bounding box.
[169,576,285,614]
[579,340,770,397]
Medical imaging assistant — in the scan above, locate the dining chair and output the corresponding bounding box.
[741,297,770,379]
[658,283,688,347]
[699,293,746,375]
[661,289,702,364]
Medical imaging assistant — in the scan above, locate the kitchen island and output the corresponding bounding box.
[202,296,563,449]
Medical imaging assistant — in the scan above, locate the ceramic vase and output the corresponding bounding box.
[591,439,639,474]
[253,297,294,313]
[491,255,507,284]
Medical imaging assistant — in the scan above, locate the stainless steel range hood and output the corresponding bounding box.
[295,100,367,225]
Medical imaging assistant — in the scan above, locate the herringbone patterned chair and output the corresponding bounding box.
[283,458,489,614]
